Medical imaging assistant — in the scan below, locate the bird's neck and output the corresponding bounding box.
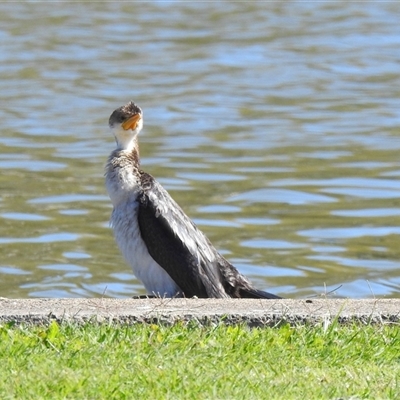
[116,136,140,162]
[108,135,141,173]
[124,145,140,170]
[116,133,139,153]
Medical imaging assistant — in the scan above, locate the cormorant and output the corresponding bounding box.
[105,101,281,299]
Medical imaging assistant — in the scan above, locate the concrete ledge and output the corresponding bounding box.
[0,298,399,327]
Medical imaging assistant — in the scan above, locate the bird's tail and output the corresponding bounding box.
[240,287,282,299]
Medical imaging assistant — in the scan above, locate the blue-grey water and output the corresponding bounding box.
[1,2,400,299]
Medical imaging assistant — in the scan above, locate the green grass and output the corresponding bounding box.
[0,320,399,399]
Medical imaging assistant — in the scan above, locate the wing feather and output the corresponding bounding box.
[137,172,228,298]
[137,172,281,299]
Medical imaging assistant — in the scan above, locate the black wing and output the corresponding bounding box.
[138,172,281,300]
[137,172,228,298]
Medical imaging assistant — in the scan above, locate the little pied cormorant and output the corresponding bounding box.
[105,101,281,299]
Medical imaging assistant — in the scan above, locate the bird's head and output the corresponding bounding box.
[109,101,143,150]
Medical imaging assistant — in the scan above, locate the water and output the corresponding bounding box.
[1,2,400,299]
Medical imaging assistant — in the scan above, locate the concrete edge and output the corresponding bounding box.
[1,298,399,327]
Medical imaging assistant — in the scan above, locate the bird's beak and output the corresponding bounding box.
[122,114,141,131]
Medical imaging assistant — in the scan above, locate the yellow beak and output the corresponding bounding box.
[121,114,141,131]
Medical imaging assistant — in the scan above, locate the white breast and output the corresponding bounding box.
[110,201,181,296]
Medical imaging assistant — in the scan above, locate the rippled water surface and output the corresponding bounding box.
[1,3,400,298]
